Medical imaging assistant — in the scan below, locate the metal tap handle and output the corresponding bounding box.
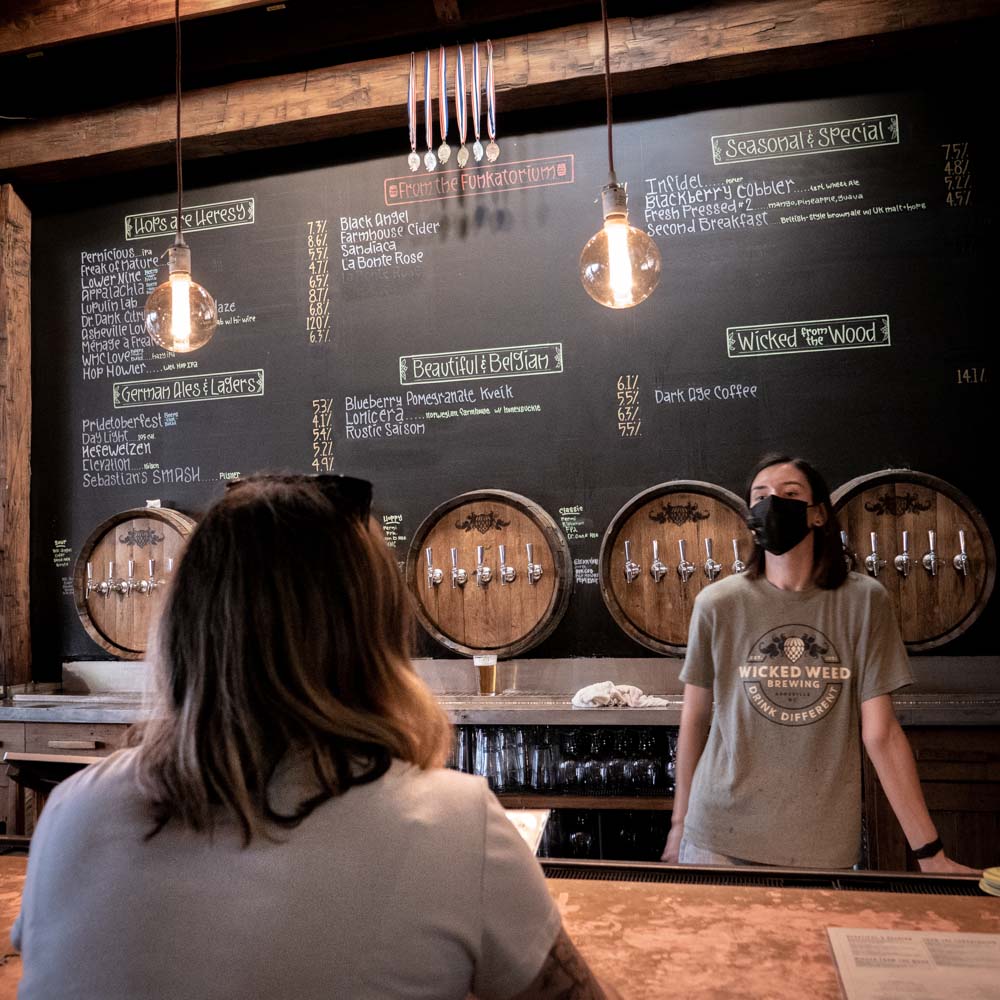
[623,540,641,584]
[922,531,938,577]
[894,532,911,578]
[498,544,516,583]
[127,559,135,579]
[526,543,543,584]
[953,529,970,577]
[678,539,687,562]
[865,532,885,578]
[108,561,115,580]
[425,547,443,586]
[476,545,492,585]
[731,538,746,574]
[703,537,721,581]
[166,557,174,573]
[650,540,667,582]
[148,558,156,578]
[450,547,467,587]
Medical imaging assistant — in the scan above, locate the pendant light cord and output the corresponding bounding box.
[174,0,185,247]
[601,0,615,181]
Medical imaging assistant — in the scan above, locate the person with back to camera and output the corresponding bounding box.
[14,474,619,1000]
[661,454,978,872]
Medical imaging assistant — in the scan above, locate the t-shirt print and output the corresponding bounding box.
[740,622,849,726]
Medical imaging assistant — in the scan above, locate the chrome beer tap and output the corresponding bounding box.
[425,547,444,587]
[865,532,885,578]
[703,538,721,582]
[450,547,468,588]
[498,544,516,584]
[623,540,641,584]
[526,543,543,584]
[94,562,113,598]
[85,561,95,599]
[731,539,746,575]
[922,530,938,577]
[893,531,911,578]
[475,545,492,587]
[677,539,695,584]
[125,559,137,595]
[953,529,970,578]
[649,540,667,583]
[137,559,157,595]
[110,560,130,596]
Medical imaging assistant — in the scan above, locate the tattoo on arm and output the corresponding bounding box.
[509,927,608,1000]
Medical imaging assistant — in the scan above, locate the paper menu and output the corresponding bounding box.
[827,927,1000,999]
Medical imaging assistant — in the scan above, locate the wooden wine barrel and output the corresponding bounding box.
[406,491,573,658]
[832,470,995,651]
[600,481,753,656]
[73,507,196,659]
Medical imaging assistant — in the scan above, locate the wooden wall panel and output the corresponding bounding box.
[0,185,31,690]
[1,1,997,183]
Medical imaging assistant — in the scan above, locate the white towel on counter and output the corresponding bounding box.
[571,681,670,709]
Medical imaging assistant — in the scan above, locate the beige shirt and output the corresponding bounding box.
[680,572,913,868]
[14,750,561,999]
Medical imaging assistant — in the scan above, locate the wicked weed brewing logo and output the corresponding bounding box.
[740,624,849,726]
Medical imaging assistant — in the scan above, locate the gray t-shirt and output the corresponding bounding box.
[679,571,913,868]
[14,750,561,999]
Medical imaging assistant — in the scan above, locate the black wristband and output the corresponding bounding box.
[912,836,943,860]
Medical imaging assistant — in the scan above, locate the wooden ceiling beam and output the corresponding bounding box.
[0,0,276,56]
[0,0,996,183]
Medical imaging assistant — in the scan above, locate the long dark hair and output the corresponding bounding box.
[743,454,848,589]
[132,475,451,843]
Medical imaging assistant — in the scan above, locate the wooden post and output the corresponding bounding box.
[0,185,31,690]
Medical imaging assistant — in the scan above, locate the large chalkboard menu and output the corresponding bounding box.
[31,71,995,674]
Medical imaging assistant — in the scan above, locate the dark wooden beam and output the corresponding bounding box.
[0,0,997,183]
[0,184,31,690]
[0,0,276,56]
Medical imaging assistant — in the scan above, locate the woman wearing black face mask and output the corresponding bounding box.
[661,455,976,873]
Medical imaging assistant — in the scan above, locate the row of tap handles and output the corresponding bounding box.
[85,558,173,599]
[846,529,972,579]
[426,544,543,589]
[623,538,744,585]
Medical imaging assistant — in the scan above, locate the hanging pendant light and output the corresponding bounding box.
[579,0,661,309]
[144,0,218,352]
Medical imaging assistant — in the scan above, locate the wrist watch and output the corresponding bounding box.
[912,836,943,860]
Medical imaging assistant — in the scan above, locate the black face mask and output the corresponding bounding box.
[747,495,812,556]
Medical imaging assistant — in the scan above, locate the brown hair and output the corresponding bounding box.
[742,454,848,589]
[133,475,451,843]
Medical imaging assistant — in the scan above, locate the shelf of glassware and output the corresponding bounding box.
[496,794,673,810]
[449,723,678,805]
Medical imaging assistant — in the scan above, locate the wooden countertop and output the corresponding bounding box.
[0,855,995,998]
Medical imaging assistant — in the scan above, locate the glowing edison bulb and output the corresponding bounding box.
[144,243,218,353]
[580,182,661,309]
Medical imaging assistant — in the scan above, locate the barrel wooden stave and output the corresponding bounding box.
[73,508,195,660]
[406,491,572,658]
[833,471,995,650]
[600,482,754,655]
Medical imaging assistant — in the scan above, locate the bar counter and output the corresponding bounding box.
[0,854,995,998]
[2,691,1000,726]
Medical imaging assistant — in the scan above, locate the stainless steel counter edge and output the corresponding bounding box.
[2,694,999,726]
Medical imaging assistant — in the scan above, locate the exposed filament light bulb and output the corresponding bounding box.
[144,243,217,353]
[580,181,661,309]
